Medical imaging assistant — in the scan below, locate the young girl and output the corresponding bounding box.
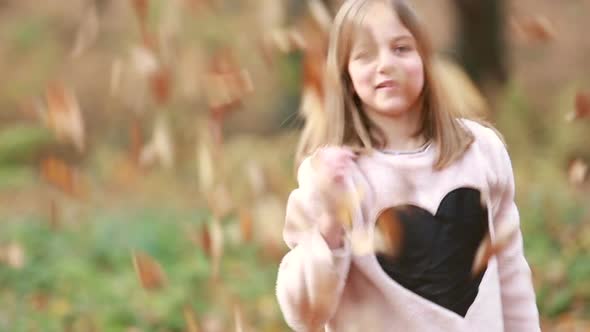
[275,0,540,331]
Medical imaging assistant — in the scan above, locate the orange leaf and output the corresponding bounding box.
[45,82,85,152]
[183,305,202,332]
[472,221,519,276]
[512,15,556,43]
[575,91,590,119]
[132,250,167,290]
[150,67,172,105]
[374,207,404,257]
[131,0,149,25]
[40,157,86,198]
[568,158,588,186]
[239,208,253,242]
[71,4,100,58]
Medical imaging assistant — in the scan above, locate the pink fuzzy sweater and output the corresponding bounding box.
[275,120,540,332]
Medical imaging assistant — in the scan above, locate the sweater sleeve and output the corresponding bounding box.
[486,130,541,332]
[275,153,366,332]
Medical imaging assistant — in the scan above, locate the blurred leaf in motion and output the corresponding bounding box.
[44,83,85,153]
[71,3,100,58]
[40,156,87,198]
[472,221,519,276]
[132,250,167,290]
[566,91,590,121]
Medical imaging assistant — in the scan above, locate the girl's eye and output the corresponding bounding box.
[392,45,412,54]
[352,51,369,60]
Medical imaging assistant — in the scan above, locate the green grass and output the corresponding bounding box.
[0,206,285,331]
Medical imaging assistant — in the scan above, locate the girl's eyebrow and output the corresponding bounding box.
[390,34,414,43]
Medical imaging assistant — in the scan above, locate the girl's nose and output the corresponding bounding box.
[377,50,397,74]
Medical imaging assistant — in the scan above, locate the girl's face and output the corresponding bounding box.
[347,2,424,117]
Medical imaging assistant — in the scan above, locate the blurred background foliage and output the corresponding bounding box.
[0,0,589,331]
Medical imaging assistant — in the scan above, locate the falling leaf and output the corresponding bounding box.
[140,115,174,169]
[129,117,144,165]
[30,293,50,311]
[71,3,100,58]
[566,91,590,121]
[511,15,556,43]
[197,139,215,193]
[568,158,588,186]
[40,157,86,198]
[208,218,224,281]
[49,198,60,229]
[130,45,159,77]
[183,305,202,332]
[239,208,253,243]
[245,160,266,197]
[472,221,519,276]
[0,242,25,269]
[373,207,403,257]
[132,250,167,290]
[44,82,85,152]
[233,303,245,332]
[205,49,254,115]
[201,313,225,332]
[150,66,172,105]
[110,58,123,96]
[131,0,149,27]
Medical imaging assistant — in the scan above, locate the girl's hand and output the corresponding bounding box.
[311,146,357,249]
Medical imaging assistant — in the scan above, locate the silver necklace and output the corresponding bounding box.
[380,140,432,155]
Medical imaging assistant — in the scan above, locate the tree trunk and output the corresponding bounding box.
[453,0,508,87]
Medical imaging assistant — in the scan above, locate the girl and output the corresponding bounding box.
[275,0,540,331]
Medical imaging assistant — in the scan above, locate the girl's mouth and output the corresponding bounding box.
[376,80,398,89]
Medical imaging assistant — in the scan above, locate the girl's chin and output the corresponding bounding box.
[370,103,412,117]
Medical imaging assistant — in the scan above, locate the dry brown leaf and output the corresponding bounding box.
[183,305,202,332]
[233,303,245,332]
[130,45,159,77]
[49,198,60,230]
[197,139,215,193]
[373,207,403,257]
[150,67,172,105]
[472,221,519,276]
[40,157,86,198]
[30,293,50,311]
[208,218,224,281]
[0,242,26,269]
[129,117,144,165]
[132,250,167,290]
[511,15,556,43]
[568,158,588,186]
[71,4,100,58]
[201,313,225,332]
[566,91,590,121]
[139,115,174,169]
[239,208,253,243]
[245,160,266,197]
[206,49,254,119]
[110,58,124,96]
[44,83,85,152]
[131,0,149,26]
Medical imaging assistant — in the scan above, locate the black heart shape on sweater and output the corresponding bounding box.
[375,187,488,317]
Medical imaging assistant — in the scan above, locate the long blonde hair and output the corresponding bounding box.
[296,0,494,170]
